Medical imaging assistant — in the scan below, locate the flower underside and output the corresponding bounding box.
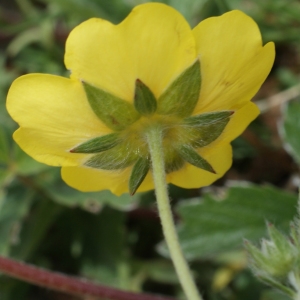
[70,59,234,194]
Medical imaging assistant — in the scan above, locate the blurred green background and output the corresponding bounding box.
[1,0,300,299]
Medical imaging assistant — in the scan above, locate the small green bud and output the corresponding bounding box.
[83,81,140,131]
[70,133,122,153]
[129,156,150,195]
[157,60,201,117]
[177,145,215,173]
[245,240,266,267]
[134,79,157,116]
[267,223,294,255]
[246,223,298,289]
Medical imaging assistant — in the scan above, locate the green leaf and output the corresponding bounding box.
[0,186,34,256]
[41,0,128,23]
[0,170,13,188]
[80,207,126,266]
[140,260,179,284]
[157,60,201,117]
[134,79,157,116]
[129,157,150,195]
[262,289,293,300]
[158,184,297,260]
[83,82,140,131]
[70,133,122,153]
[0,126,10,164]
[11,199,63,260]
[81,263,124,288]
[280,100,300,164]
[0,278,30,300]
[67,207,127,288]
[7,27,41,56]
[177,145,215,173]
[168,0,208,26]
[214,0,231,14]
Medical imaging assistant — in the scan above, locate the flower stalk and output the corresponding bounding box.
[146,125,203,300]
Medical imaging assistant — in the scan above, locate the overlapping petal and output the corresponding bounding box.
[192,10,275,113]
[65,3,196,101]
[7,74,111,166]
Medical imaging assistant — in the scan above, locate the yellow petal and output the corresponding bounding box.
[192,10,275,113]
[61,166,154,196]
[168,144,232,189]
[65,3,196,102]
[7,74,110,166]
[221,102,259,143]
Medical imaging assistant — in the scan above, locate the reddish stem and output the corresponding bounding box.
[0,256,176,300]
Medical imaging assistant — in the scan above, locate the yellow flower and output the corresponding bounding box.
[6,3,275,196]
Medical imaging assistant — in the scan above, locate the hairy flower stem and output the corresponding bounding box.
[0,255,176,300]
[146,126,203,300]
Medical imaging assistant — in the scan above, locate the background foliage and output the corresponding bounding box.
[1,0,300,299]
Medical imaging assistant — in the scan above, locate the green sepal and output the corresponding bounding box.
[83,82,140,131]
[177,145,215,173]
[164,148,185,173]
[129,157,150,195]
[267,223,293,255]
[134,79,157,116]
[244,240,269,270]
[183,111,234,126]
[157,60,201,117]
[85,143,137,170]
[70,133,122,153]
[186,116,231,148]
